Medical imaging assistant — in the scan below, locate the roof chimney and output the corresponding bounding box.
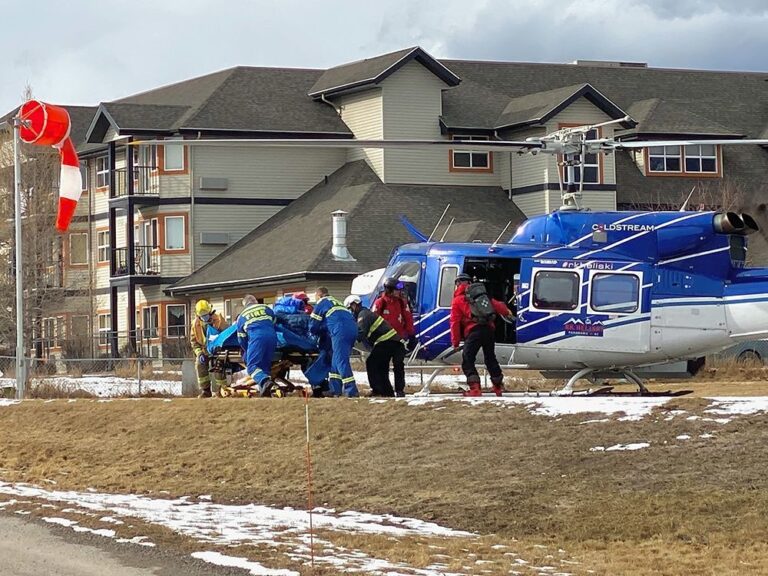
[331,210,356,261]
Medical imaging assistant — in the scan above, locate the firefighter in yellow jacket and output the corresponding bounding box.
[190,299,228,397]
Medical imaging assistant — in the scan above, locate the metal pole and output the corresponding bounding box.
[13,117,26,399]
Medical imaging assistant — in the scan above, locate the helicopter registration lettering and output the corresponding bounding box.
[560,261,615,270]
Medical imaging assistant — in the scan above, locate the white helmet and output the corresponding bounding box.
[344,295,361,308]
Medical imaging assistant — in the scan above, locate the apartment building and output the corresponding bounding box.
[3,46,767,359]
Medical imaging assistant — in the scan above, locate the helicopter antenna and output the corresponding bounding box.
[679,186,697,211]
[490,221,513,249]
[439,218,455,242]
[427,204,450,242]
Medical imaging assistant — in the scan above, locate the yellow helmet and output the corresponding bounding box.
[195,299,213,317]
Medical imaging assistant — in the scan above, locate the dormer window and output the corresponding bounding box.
[645,144,720,177]
[450,135,493,173]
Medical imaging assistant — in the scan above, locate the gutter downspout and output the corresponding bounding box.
[320,94,341,115]
[189,133,197,271]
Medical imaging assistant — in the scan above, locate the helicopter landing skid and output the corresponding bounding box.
[553,367,650,396]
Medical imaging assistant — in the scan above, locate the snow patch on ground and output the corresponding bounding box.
[406,395,671,420]
[590,443,650,452]
[704,397,768,416]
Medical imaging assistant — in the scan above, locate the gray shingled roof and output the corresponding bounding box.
[495,83,631,130]
[88,66,351,142]
[308,46,460,98]
[168,160,525,293]
[622,98,739,136]
[440,59,768,138]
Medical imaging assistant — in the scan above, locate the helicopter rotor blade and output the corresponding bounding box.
[130,138,543,152]
[606,138,768,149]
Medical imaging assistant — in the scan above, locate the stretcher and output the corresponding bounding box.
[205,314,331,397]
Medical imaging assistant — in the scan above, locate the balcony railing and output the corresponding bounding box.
[113,245,160,277]
[112,166,159,198]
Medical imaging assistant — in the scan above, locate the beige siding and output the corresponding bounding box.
[192,146,346,199]
[162,253,193,277]
[159,172,190,197]
[513,192,548,217]
[338,90,384,179]
[381,61,499,186]
[193,204,282,268]
[580,190,617,211]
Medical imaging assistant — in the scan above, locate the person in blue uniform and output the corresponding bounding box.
[236,294,277,397]
[309,287,359,397]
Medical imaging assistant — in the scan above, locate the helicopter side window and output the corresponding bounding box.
[533,271,579,311]
[591,273,639,314]
[437,266,459,308]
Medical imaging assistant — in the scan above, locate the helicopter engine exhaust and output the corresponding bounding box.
[712,212,760,235]
[713,212,745,234]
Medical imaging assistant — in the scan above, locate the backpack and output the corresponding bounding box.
[465,282,496,324]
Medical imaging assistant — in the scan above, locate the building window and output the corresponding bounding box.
[224,299,232,323]
[164,216,185,250]
[166,305,187,337]
[533,270,580,311]
[591,273,639,314]
[451,135,490,170]
[648,146,682,172]
[98,314,111,345]
[55,317,65,347]
[562,128,600,184]
[142,306,159,339]
[97,231,110,262]
[42,318,55,349]
[684,144,717,173]
[96,156,110,188]
[80,161,88,192]
[69,233,88,265]
[163,138,184,171]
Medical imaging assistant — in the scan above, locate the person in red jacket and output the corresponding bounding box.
[450,273,513,397]
[372,277,416,397]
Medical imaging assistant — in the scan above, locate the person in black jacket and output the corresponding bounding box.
[344,295,405,397]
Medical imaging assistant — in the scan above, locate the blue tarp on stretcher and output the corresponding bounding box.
[205,314,331,388]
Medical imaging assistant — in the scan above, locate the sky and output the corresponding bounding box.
[2,0,768,114]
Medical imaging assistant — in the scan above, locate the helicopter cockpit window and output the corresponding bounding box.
[533,271,579,311]
[438,266,459,308]
[591,273,639,314]
[384,260,422,308]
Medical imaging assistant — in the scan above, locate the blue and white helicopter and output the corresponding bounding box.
[143,119,768,394]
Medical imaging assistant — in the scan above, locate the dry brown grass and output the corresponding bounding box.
[1,395,767,574]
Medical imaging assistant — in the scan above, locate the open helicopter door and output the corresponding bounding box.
[516,259,651,355]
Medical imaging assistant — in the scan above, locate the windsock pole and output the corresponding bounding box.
[12,116,26,398]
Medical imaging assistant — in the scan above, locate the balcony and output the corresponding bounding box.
[111,166,159,200]
[112,245,160,278]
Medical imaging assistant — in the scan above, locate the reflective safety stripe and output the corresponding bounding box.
[368,316,384,337]
[328,372,341,379]
[243,315,273,329]
[237,331,246,338]
[197,375,211,385]
[310,313,322,321]
[341,376,356,383]
[373,328,398,344]
[326,305,348,316]
[250,368,267,384]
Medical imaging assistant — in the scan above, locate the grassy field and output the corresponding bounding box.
[1,384,767,574]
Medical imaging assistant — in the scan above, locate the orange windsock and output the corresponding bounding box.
[18,100,82,232]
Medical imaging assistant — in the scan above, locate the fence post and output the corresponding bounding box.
[137,356,142,395]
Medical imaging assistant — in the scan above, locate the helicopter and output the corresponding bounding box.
[134,118,768,395]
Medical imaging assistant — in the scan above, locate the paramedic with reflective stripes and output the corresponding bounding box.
[372,277,416,397]
[345,295,402,397]
[310,287,359,397]
[190,299,228,397]
[236,294,277,397]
